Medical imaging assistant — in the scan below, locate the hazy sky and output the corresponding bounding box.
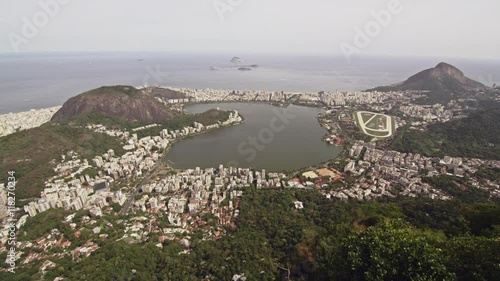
[0,0,499,59]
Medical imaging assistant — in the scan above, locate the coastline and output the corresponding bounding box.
[0,97,341,173]
[161,119,245,169]
[0,106,61,138]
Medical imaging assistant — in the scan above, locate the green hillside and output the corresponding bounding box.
[4,189,498,280]
[0,108,232,202]
[392,106,500,159]
[367,63,489,104]
[0,123,125,201]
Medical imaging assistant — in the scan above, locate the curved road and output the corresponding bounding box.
[118,159,164,215]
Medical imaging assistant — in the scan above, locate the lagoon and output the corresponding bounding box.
[165,103,342,171]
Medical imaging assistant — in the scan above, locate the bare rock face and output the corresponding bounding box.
[405,62,485,90]
[433,62,466,81]
[51,86,177,122]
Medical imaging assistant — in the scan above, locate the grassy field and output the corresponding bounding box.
[355,111,395,140]
[360,112,372,122]
[365,115,387,130]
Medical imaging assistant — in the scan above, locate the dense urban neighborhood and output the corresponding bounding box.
[1,84,499,280]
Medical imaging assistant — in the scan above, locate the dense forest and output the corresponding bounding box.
[3,188,498,280]
[392,105,500,160]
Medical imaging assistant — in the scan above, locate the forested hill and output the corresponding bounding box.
[431,107,500,146]
[392,104,500,159]
[4,189,498,280]
[367,62,487,93]
[366,62,489,104]
[51,86,179,123]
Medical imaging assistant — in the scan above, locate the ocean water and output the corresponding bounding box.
[0,52,499,114]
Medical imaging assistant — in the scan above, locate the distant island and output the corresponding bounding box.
[230,56,245,64]
[208,57,259,72]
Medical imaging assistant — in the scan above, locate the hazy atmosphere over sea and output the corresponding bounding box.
[1,52,499,114]
[2,1,500,280]
[2,0,499,114]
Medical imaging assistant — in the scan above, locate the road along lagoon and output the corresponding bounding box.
[165,103,342,171]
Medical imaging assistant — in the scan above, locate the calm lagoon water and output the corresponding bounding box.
[165,103,342,171]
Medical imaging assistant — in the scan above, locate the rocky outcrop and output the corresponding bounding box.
[51,86,177,122]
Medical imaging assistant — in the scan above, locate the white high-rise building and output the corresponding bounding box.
[24,202,38,217]
[37,200,50,213]
[215,177,223,187]
[61,197,71,210]
[89,207,102,218]
[149,197,158,209]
